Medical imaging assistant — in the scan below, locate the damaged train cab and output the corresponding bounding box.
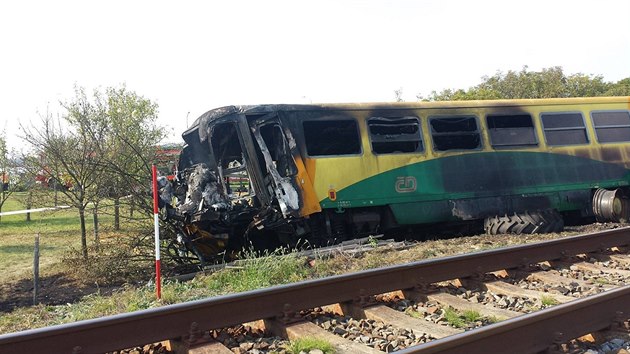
[161,98,630,264]
[162,105,330,263]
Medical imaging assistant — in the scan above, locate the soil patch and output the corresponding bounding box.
[0,273,118,313]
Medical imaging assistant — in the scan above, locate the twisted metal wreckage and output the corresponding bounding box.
[158,106,325,265]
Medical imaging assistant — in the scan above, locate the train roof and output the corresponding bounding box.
[182,96,630,142]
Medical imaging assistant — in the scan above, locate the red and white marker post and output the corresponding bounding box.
[151,165,162,299]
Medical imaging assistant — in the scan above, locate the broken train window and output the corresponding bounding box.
[368,116,423,154]
[303,119,361,156]
[210,123,253,199]
[429,116,481,151]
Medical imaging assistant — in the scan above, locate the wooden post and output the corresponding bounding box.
[33,233,40,305]
[53,180,58,206]
[0,187,4,223]
[114,197,120,230]
[26,190,32,222]
[93,207,99,251]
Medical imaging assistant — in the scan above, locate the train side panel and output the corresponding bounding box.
[293,99,630,225]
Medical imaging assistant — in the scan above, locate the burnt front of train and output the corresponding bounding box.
[160,106,314,264]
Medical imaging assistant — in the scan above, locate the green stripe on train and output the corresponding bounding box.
[320,151,630,224]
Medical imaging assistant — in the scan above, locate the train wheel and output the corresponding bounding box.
[484,209,564,235]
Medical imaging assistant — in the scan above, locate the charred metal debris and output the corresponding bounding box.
[159,106,330,265]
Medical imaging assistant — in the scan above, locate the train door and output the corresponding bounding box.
[250,115,321,218]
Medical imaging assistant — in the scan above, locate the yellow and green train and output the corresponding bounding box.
[163,96,630,262]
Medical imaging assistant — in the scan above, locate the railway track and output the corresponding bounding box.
[1,228,629,354]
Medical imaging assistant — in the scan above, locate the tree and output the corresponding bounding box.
[21,86,165,259]
[420,66,630,101]
[93,86,166,229]
[0,131,29,222]
[604,78,630,96]
[21,104,106,259]
[0,131,13,222]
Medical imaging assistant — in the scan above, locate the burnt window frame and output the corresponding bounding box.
[428,115,483,152]
[210,122,247,169]
[367,116,424,155]
[209,121,255,199]
[590,110,630,144]
[540,111,590,147]
[485,113,539,149]
[302,118,363,157]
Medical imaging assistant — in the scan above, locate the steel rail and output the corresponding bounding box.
[398,284,630,354]
[1,227,629,354]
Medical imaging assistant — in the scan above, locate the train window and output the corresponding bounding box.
[541,112,589,146]
[429,116,481,151]
[486,114,538,149]
[592,111,630,143]
[368,116,423,154]
[303,120,361,156]
[211,123,254,199]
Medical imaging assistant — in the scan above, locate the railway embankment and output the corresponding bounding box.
[0,223,620,334]
[2,225,630,354]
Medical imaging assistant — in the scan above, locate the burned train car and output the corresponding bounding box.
[162,97,630,262]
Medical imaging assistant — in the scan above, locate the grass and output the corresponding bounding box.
[195,250,312,294]
[592,277,611,285]
[404,307,424,319]
[540,295,560,307]
[442,307,466,328]
[442,307,493,328]
[367,235,378,248]
[1,192,81,230]
[0,193,83,282]
[1,192,146,231]
[0,251,313,333]
[287,337,335,354]
[461,309,483,323]
[0,192,151,282]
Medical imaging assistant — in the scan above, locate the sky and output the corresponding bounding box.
[1,0,629,150]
